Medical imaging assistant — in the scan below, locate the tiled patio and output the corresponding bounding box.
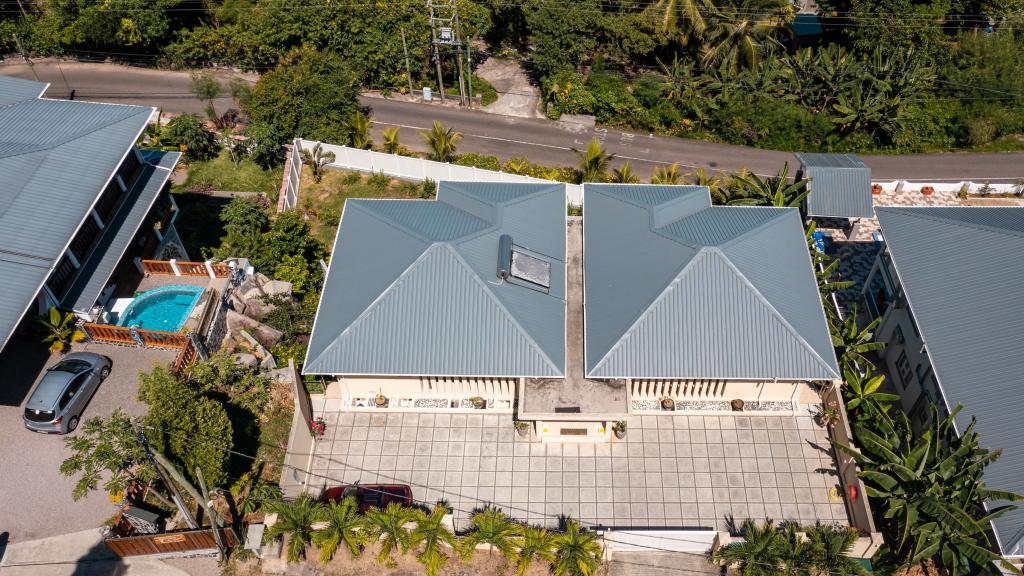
[308,409,848,531]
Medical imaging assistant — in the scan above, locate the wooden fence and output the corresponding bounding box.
[105,527,238,558]
[141,259,232,278]
[82,323,189,350]
[173,337,199,376]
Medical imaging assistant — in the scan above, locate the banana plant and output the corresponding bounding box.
[830,304,885,376]
[727,161,809,208]
[841,366,900,425]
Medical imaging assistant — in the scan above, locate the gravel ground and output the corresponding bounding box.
[0,337,175,544]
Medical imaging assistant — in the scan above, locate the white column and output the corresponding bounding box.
[66,250,81,269]
[204,260,216,279]
[134,256,145,275]
[169,259,181,276]
[91,209,105,230]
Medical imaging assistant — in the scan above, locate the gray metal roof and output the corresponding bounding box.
[62,152,180,313]
[795,153,873,219]
[304,181,566,377]
[875,207,1024,556]
[584,184,840,380]
[0,76,154,350]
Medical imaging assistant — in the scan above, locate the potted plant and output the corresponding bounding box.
[310,417,327,438]
[731,399,745,412]
[374,394,388,408]
[818,400,841,428]
[661,397,675,411]
[871,183,883,196]
[469,396,486,410]
[612,421,627,439]
[36,306,86,353]
[515,421,531,437]
[921,185,935,196]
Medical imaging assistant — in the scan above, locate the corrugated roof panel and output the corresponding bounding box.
[0,75,47,105]
[795,153,873,219]
[876,207,1024,556]
[304,182,566,377]
[584,183,839,380]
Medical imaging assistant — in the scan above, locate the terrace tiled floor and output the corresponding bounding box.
[309,409,848,531]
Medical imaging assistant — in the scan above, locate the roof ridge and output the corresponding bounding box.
[711,248,840,379]
[0,105,150,161]
[712,207,792,250]
[879,206,1024,240]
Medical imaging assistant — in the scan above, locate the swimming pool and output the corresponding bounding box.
[117,285,205,332]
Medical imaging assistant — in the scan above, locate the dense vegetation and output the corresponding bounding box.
[5,0,1023,153]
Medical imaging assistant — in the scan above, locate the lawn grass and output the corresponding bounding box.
[185,150,283,195]
[172,192,230,259]
[300,167,423,247]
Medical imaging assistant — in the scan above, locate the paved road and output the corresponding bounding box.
[3,60,1023,180]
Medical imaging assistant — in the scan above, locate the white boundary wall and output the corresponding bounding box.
[281,141,303,211]
[292,138,583,205]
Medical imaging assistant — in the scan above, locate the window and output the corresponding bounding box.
[895,351,913,389]
[58,374,88,410]
[893,325,905,345]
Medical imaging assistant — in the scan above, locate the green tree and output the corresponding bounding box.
[163,114,219,162]
[345,110,373,150]
[365,502,415,567]
[381,126,402,154]
[461,508,518,561]
[514,525,556,576]
[137,365,232,487]
[650,0,715,45]
[836,405,1022,575]
[274,253,324,297]
[572,138,615,183]
[830,305,885,375]
[526,0,603,78]
[409,505,459,576]
[312,496,365,563]
[59,409,158,501]
[610,161,641,183]
[688,167,732,204]
[651,163,682,184]
[191,72,223,127]
[804,525,867,576]
[220,197,269,237]
[700,0,793,72]
[421,121,462,163]
[244,47,361,145]
[550,519,603,576]
[727,162,809,207]
[228,77,252,110]
[711,519,783,576]
[300,142,336,184]
[264,494,323,563]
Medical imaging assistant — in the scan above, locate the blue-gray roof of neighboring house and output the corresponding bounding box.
[875,206,1024,557]
[796,153,874,219]
[584,184,840,380]
[62,152,181,313]
[303,181,567,377]
[0,76,154,350]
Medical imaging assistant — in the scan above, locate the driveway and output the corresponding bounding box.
[0,336,175,543]
[309,408,847,532]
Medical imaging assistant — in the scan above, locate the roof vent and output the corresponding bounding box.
[497,234,512,280]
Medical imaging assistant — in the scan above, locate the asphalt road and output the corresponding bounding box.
[3,59,1023,181]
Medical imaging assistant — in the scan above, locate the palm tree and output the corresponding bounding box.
[461,508,518,562]
[381,126,402,154]
[610,161,640,184]
[37,306,81,353]
[312,496,365,563]
[776,522,813,576]
[421,121,462,162]
[804,524,867,576]
[264,495,323,563]
[550,519,603,576]
[345,110,373,150]
[572,138,615,184]
[650,0,715,45]
[830,305,885,375]
[651,163,682,184]
[514,525,556,576]
[841,367,899,425]
[727,162,809,208]
[300,143,336,184]
[687,167,731,204]
[409,505,459,576]
[711,519,783,576]
[364,502,414,567]
[701,0,793,72]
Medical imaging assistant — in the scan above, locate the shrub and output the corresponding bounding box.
[421,178,437,199]
[454,153,502,171]
[586,67,642,124]
[544,71,595,119]
[341,172,362,185]
[967,117,997,147]
[163,114,219,162]
[189,353,272,417]
[471,74,499,106]
[367,172,391,189]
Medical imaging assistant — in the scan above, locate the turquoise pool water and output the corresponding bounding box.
[117,285,204,331]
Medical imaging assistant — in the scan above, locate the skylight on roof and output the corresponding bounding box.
[511,250,551,289]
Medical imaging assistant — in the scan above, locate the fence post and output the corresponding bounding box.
[129,325,143,347]
[204,260,216,279]
[169,259,181,276]
[134,256,145,275]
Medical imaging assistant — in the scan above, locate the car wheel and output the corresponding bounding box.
[67,416,80,433]
[100,366,111,379]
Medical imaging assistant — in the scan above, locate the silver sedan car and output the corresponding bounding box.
[23,352,112,434]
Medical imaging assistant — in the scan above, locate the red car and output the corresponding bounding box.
[321,484,413,513]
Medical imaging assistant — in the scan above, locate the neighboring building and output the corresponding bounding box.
[860,207,1024,559]
[0,76,182,352]
[795,153,874,221]
[303,181,567,405]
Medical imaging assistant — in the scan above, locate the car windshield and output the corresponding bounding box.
[50,359,92,374]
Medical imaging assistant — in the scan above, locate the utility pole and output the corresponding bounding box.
[400,28,415,97]
[466,40,474,109]
[196,467,227,562]
[428,0,466,105]
[12,35,40,82]
[134,423,198,529]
